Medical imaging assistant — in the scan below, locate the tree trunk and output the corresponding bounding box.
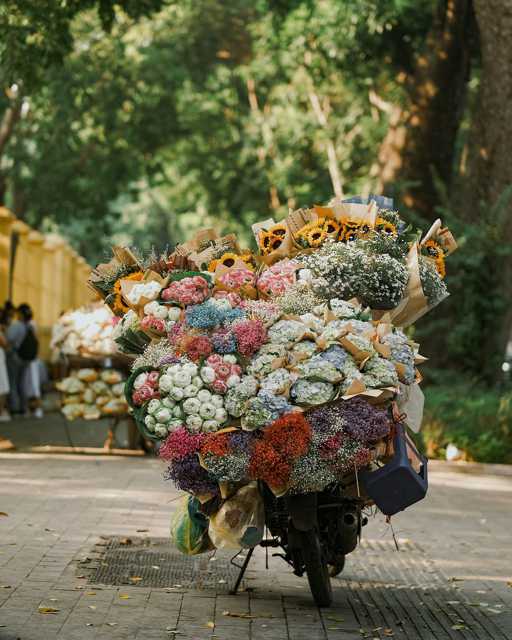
[378,0,474,217]
[461,0,512,381]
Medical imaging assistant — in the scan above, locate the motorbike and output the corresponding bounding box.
[228,420,428,607]
[230,480,367,607]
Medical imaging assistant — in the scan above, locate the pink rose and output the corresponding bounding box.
[216,363,231,378]
[212,380,228,394]
[147,371,160,386]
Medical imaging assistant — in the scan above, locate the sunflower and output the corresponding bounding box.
[323,219,341,238]
[113,270,143,313]
[307,227,327,247]
[358,223,373,238]
[269,223,287,238]
[344,229,359,243]
[375,217,397,236]
[295,221,317,246]
[259,232,273,254]
[270,236,284,251]
[422,240,446,279]
[218,252,240,268]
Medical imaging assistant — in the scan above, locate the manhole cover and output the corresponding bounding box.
[82,537,241,591]
[343,539,508,640]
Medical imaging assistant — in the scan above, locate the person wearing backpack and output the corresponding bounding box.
[6,304,39,416]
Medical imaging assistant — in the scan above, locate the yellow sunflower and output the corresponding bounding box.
[307,226,327,247]
[258,232,273,254]
[375,217,397,236]
[423,240,446,279]
[323,218,341,238]
[268,223,287,238]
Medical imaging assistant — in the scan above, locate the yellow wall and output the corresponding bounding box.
[0,207,95,360]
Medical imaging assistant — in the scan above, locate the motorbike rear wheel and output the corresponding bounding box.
[300,529,333,607]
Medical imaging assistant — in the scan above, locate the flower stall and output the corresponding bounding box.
[89,196,456,545]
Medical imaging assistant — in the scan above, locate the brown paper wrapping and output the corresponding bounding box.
[382,243,430,328]
[339,336,373,365]
[172,229,241,270]
[329,198,378,226]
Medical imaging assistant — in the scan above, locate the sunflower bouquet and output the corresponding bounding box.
[89,195,456,544]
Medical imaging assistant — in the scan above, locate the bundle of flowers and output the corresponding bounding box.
[56,368,128,420]
[90,195,457,504]
[50,303,117,359]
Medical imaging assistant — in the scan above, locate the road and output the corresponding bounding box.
[0,453,511,639]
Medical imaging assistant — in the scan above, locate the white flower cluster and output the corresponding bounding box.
[157,361,228,433]
[143,301,181,322]
[126,281,162,305]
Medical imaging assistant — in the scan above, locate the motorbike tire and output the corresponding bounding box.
[300,529,333,607]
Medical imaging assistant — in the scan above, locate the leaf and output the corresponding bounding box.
[106,622,118,627]
[129,576,143,583]
[222,611,272,619]
[451,624,467,630]
[0,512,8,517]
[88,605,96,610]
[86,592,96,596]
[206,621,215,629]
[136,529,149,532]
[119,538,132,545]
[38,607,59,614]
[1,585,12,589]
[119,594,131,599]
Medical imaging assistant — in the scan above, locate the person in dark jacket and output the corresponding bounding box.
[6,304,38,415]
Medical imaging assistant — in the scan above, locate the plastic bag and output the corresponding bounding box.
[209,482,264,550]
[170,496,214,556]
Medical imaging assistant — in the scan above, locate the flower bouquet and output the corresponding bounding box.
[90,196,456,525]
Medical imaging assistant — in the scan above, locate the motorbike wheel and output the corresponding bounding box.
[300,529,333,607]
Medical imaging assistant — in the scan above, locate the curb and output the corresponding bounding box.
[428,458,512,478]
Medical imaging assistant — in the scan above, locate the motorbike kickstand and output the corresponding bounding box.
[229,547,254,596]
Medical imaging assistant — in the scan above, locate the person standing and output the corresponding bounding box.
[0,310,11,421]
[6,304,39,416]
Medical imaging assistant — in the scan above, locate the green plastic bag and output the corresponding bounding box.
[170,496,214,556]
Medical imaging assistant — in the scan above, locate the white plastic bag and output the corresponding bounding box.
[209,482,264,549]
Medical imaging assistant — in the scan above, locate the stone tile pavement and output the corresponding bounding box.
[0,453,511,640]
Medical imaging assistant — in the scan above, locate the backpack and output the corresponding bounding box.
[18,325,39,361]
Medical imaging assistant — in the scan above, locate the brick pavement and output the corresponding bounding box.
[0,453,511,640]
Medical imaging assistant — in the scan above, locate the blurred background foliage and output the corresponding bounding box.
[1,0,512,458]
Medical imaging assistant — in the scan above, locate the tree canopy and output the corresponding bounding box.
[1,0,512,385]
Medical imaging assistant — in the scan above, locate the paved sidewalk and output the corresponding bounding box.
[0,453,511,640]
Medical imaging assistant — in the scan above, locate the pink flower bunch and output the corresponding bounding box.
[159,428,205,461]
[232,319,267,357]
[141,315,166,334]
[132,377,160,407]
[181,335,213,361]
[257,260,297,296]
[168,320,186,345]
[205,354,242,394]
[162,276,210,306]
[218,268,255,291]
